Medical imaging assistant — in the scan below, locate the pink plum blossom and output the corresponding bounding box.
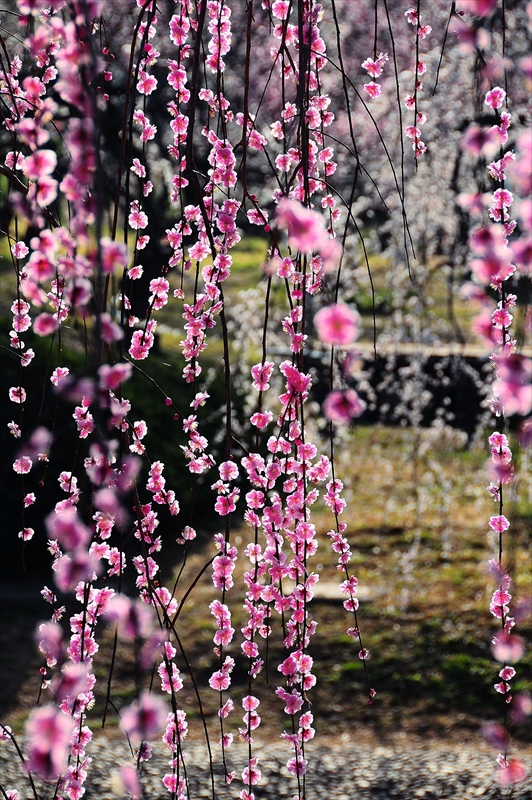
[119,691,167,746]
[323,389,366,423]
[364,81,381,98]
[276,199,328,253]
[9,387,26,403]
[314,303,360,346]
[13,456,32,474]
[497,759,528,787]
[33,314,59,337]
[491,632,525,664]
[493,355,532,416]
[485,86,506,109]
[50,367,70,386]
[25,704,74,780]
[98,363,133,390]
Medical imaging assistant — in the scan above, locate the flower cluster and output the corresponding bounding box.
[464,76,530,787]
[361,51,389,99]
[404,7,431,157]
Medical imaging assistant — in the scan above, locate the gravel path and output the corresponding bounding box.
[1,733,531,799]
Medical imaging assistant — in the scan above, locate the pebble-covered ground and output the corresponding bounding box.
[1,733,531,799]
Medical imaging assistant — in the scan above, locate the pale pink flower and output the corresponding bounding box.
[219,461,238,481]
[50,367,70,386]
[98,362,132,390]
[314,303,360,346]
[22,149,57,180]
[275,153,292,172]
[20,349,35,367]
[459,0,497,17]
[119,691,167,746]
[497,759,528,787]
[485,86,506,109]
[493,355,532,416]
[361,52,388,78]
[117,765,142,800]
[12,241,29,259]
[272,0,290,19]
[491,632,525,664]
[100,237,127,274]
[25,704,74,780]
[489,514,510,533]
[511,692,532,725]
[250,411,274,429]
[33,314,59,337]
[9,386,26,403]
[276,199,328,253]
[46,510,91,551]
[137,71,157,95]
[405,126,421,140]
[31,176,58,208]
[251,361,274,392]
[13,456,32,474]
[128,202,148,230]
[363,81,381,98]
[481,721,507,750]
[128,265,144,280]
[323,390,365,423]
[131,158,146,178]
[209,670,231,691]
